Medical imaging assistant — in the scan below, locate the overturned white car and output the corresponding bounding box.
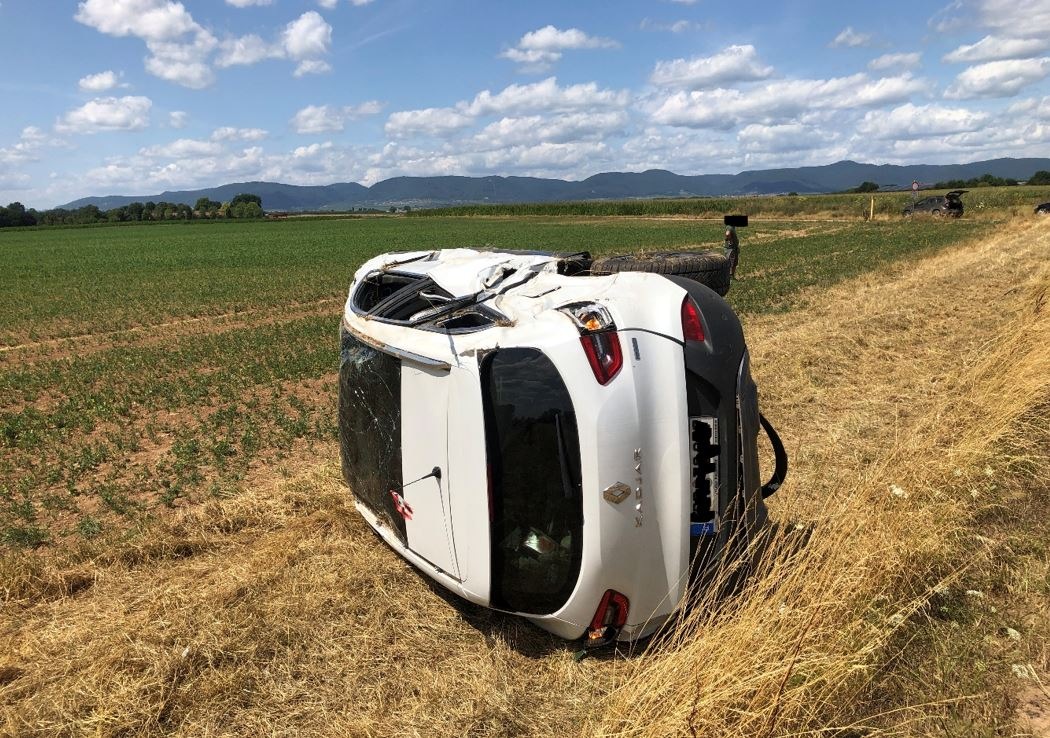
[338,248,786,645]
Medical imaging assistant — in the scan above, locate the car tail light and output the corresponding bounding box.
[588,589,630,634]
[560,303,623,385]
[580,332,622,385]
[681,296,705,342]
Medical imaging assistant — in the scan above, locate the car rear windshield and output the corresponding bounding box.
[482,348,583,615]
[338,330,406,544]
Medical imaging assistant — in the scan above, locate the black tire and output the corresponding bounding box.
[590,250,731,296]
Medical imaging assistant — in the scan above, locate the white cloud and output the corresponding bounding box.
[78,70,123,92]
[385,108,476,138]
[56,96,152,134]
[140,138,224,158]
[0,127,65,165]
[856,102,990,139]
[292,102,384,133]
[943,35,1050,63]
[216,34,277,67]
[211,127,268,141]
[501,25,618,72]
[965,0,1050,39]
[74,0,198,41]
[464,78,631,117]
[226,0,272,6]
[282,11,332,60]
[169,111,189,128]
[869,52,922,71]
[650,73,929,129]
[737,124,830,153]
[830,26,873,48]
[471,111,629,148]
[144,31,218,88]
[650,45,774,89]
[945,58,1050,98]
[294,59,333,76]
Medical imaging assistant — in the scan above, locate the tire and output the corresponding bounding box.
[590,250,732,296]
[932,209,943,217]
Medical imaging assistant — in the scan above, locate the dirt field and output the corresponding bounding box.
[1,219,1048,736]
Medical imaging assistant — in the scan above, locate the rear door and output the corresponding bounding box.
[401,363,460,579]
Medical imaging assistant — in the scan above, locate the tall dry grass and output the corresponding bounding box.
[1,222,1047,737]
[597,224,1050,736]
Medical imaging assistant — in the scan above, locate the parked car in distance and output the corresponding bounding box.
[902,190,967,217]
[338,248,787,646]
[1035,202,1050,215]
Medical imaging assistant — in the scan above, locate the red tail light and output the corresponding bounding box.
[580,331,623,385]
[589,589,630,631]
[681,296,705,342]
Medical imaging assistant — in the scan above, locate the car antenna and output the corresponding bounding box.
[391,467,442,491]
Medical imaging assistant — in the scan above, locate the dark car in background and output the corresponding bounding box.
[903,190,967,217]
[1035,202,1050,215]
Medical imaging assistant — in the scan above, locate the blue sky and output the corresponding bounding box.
[1,0,1048,208]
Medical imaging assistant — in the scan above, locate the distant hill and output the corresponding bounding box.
[58,158,1050,211]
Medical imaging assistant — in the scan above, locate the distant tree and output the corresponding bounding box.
[227,201,262,219]
[388,206,396,213]
[230,193,262,208]
[848,181,880,193]
[194,197,220,215]
[127,202,144,221]
[0,202,35,227]
[1027,170,1050,185]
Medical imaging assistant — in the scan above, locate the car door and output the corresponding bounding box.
[400,362,461,579]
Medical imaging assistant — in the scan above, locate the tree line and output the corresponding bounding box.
[0,193,263,229]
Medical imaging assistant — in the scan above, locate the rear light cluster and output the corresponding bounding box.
[587,589,629,644]
[681,296,705,342]
[560,303,623,385]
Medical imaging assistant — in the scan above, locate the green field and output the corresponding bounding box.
[0,216,991,547]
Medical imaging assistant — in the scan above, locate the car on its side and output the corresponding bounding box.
[902,190,967,217]
[1036,202,1050,215]
[338,248,786,646]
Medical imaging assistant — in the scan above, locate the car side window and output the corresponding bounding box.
[482,348,584,615]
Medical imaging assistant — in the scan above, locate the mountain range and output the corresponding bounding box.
[59,158,1050,212]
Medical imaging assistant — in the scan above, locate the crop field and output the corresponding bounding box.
[2,213,1048,736]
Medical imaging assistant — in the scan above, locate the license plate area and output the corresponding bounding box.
[690,416,719,534]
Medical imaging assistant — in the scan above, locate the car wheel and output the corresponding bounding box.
[932,209,943,217]
[590,250,732,296]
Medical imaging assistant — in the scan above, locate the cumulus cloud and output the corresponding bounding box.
[650,45,775,89]
[211,127,268,141]
[385,108,477,138]
[75,2,334,85]
[74,0,197,41]
[943,35,1050,63]
[292,102,385,133]
[78,70,123,92]
[945,57,1050,98]
[501,25,618,72]
[856,102,990,139]
[56,96,153,134]
[140,137,224,158]
[830,26,873,48]
[216,34,276,67]
[869,52,922,71]
[226,0,272,6]
[0,127,65,165]
[650,73,929,129]
[471,111,629,148]
[169,111,189,128]
[737,123,830,153]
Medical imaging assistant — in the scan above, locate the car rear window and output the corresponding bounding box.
[482,348,583,615]
[338,330,406,544]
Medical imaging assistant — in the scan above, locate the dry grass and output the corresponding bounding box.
[1,221,1048,737]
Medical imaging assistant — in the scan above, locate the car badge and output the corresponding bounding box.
[603,482,631,504]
